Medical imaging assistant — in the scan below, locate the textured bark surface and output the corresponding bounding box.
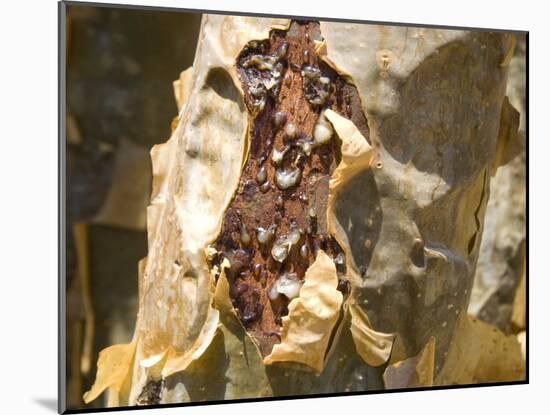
[469,35,526,334]
[65,5,201,409]
[83,15,526,408]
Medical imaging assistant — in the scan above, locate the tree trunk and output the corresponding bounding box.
[469,35,526,334]
[84,15,525,407]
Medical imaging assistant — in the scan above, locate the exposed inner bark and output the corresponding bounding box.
[212,21,370,356]
[136,379,164,406]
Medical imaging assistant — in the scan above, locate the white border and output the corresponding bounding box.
[0,1,543,414]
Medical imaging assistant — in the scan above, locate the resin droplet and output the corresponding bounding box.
[276,273,302,300]
[240,224,250,246]
[313,113,334,145]
[256,166,267,184]
[276,42,289,59]
[257,225,276,245]
[272,111,287,129]
[270,228,303,263]
[284,122,296,139]
[271,147,287,165]
[288,227,301,245]
[271,238,290,263]
[260,181,270,193]
[301,65,331,106]
[275,167,302,190]
[297,139,313,156]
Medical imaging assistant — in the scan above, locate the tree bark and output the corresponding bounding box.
[84,15,525,407]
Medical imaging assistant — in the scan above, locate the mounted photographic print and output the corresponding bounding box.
[59,1,528,413]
